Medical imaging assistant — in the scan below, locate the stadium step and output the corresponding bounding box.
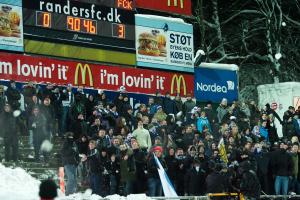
[0,135,64,182]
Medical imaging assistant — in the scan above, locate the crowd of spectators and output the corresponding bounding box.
[1,80,300,199]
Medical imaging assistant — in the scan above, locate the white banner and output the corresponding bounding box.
[154,154,178,197]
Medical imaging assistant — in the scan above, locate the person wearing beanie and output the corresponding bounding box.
[39,179,58,200]
[147,145,166,197]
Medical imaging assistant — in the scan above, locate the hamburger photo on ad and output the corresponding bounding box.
[0,5,21,38]
[138,30,167,57]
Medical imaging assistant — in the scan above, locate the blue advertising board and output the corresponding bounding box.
[0,0,23,52]
[194,67,238,103]
[135,14,194,73]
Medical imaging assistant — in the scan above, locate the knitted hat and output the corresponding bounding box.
[39,179,57,199]
[152,146,163,153]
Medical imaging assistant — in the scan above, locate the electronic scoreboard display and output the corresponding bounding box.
[23,0,135,51]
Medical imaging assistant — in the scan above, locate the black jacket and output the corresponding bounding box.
[206,171,226,193]
[61,139,80,166]
[271,149,292,176]
[6,86,21,109]
[240,170,261,198]
[165,155,179,182]
[147,155,167,179]
[185,167,206,195]
[87,149,104,174]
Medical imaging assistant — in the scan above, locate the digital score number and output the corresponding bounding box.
[67,16,96,34]
[35,11,128,39]
[112,23,125,39]
[36,11,51,28]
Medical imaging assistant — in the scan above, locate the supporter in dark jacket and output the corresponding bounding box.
[119,144,136,195]
[77,135,89,155]
[163,92,176,114]
[71,113,88,140]
[254,145,271,194]
[184,159,206,196]
[88,118,105,138]
[165,147,178,186]
[93,129,111,151]
[106,153,120,195]
[0,104,20,161]
[85,94,97,120]
[6,80,21,110]
[271,143,293,195]
[0,85,6,113]
[174,148,187,196]
[28,106,48,161]
[147,146,166,197]
[132,140,147,193]
[83,140,104,195]
[40,97,55,137]
[121,95,132,117]
[22,81,37,108]
[239,160,261,199]
[61,132,80,195]
[206,161,226,194]
[182,94,195,118]
[114,93,124,114]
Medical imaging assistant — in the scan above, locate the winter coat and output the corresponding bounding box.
[165,155,178,183]
[61,139,80,166]
[71,119,88,140]
[0,93,6,113]
[175,99,183,115]
[240,169,261,198]
[28,113,48,146]
[93,135,111,151]
[216,105,228,123]
[163,97,176,114]
[259,126,269,141]
[6,86,21,110]
[197,117,212,133]
[76,139,89,155]
[184,167,206,195]
[0,111,19,139]
[40,104,55,132]
[206,171,226,193]
[254,151,270,176]
[133,148,146,179]
[183,100,196,116]
[147,155,167,179]
[86,148,104,174]
[120,149,136,182]
[22,86,36,107]
[121,101,131,117]
[271,149,293,176]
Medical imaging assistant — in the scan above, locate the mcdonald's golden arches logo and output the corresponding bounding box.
[171,74,186,96]
[74,63,94,87]
[168,0,185,9]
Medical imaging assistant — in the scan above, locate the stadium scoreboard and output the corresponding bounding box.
[23,0,135,50]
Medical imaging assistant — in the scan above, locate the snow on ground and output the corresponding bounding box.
[0,164,152,200]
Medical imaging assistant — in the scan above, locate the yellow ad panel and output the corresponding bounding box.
[24,40,136,65]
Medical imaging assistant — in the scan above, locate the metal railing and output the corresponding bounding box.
[151,194,300,200]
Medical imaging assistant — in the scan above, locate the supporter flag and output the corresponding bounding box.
[218,138,228,164]
[153,154,178,197]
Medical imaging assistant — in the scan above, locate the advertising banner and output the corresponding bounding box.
[136,15,194,73]
[136,0,192,16]
[0,0,23,52]
[0,52,194,96]
[194,67,238,103]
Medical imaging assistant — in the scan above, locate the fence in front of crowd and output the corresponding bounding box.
[149,193,300,200]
